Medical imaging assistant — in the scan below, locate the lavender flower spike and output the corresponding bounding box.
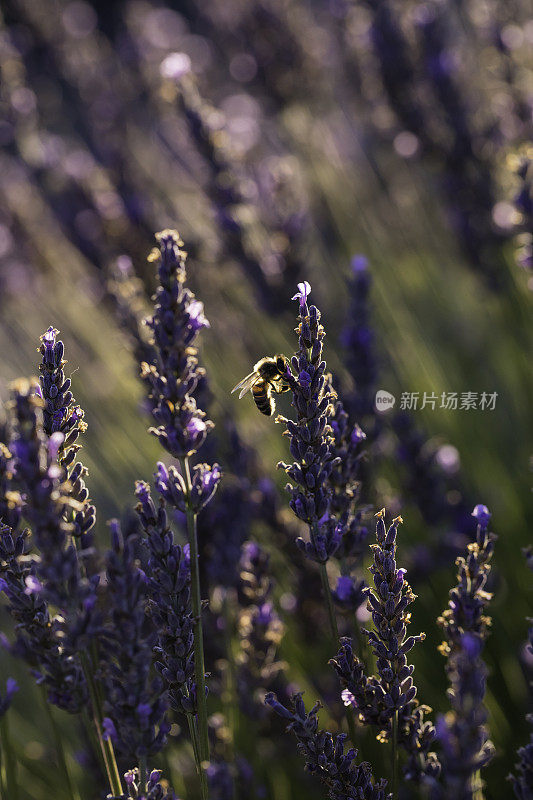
[140,230,220,794]
[100,519,169,763]
[143,229,216,461]
[508,545,533,799]
[435,505,496,799]
[135,481,196,716]
[277,280,340,563]
[37,326,95,541]
[266,692,390,799]
[330,511,440,784]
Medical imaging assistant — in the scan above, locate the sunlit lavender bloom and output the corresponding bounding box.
[265,692,390,799]
[143,229,217,464]
[37,326,95,540]
[435,505,496,798]
[100,519,169,762]
[135,481,196,716]
[277,282,340,563]
[330,511,440,783]
[109,767,178,800]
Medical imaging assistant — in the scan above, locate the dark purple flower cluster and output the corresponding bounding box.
[277,282,341,563]
[236,541,285,717]
[508,546,533,798]
[99,519,169,762]
[330,511,440,783]
[143,229,215,463]
[435,504,496,798]
[135,481,196,716]
[327,380,369,612]
[6,381,98,711]
[37,326,95,542]
[340,256,379,422]
[265,692,390,800]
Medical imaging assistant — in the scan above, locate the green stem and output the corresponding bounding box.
[319,562,340,643]
[180,457,210,800]
[139,754,147,794]
[223,594,238,800]
[472,769,484,800]
[40,687,79,800]
[79,652,122,797]
[392,710,398,800]
[186,714,208,800]
[311,524,357,746]
[0,716,17,800]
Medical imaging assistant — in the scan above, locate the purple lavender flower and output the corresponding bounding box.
[327,380,370,592]
[7,381,97,711]
[277,282,340,563]
[37,326,95,541]
[99,519,169,762]
[340,257,379,422]
[265,691,390,799]
[435,505,496,798]
[143,229,217,465]
[332,575,367,613]
[109,767,178,800]
[508,545,533,798]
[330,511,440,784]
[135,481,196,716]
[140,230,219,786]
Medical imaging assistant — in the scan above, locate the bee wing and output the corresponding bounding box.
[231,371,257,399]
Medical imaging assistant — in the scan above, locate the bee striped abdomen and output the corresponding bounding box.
[252,380,274,415]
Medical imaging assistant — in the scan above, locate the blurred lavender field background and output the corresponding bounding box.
[0,0,532,798]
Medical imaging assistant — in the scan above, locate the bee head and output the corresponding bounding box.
[275,355,288,374]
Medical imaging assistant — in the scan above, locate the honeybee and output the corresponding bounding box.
[231,355,291,416]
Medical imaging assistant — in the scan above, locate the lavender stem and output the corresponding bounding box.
[79,651,122,797]
[41,686,79,800]
[392,709,398,799]
[180,456,210,799]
